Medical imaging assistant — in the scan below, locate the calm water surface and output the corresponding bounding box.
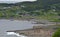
[0,19,35,37]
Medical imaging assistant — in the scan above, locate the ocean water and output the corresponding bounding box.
[0,19,35,37]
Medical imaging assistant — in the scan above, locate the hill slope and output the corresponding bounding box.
[0,0,60,21]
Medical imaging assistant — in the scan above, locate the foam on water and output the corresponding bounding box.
[6,32,27,37]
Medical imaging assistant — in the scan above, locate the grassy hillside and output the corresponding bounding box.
[0,0,60,21]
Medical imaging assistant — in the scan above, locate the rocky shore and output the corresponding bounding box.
[7,25,60,37]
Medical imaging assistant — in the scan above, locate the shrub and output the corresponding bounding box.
[52,28,60,37]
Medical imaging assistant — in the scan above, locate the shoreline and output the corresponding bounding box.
[0,18,58,26]
[0,18,60,25]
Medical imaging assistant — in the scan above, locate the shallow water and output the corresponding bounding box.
[0,19,35,37]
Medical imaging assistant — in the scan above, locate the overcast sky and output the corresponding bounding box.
[0,0,37,3]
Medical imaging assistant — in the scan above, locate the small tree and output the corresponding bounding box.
[52,28,60,37]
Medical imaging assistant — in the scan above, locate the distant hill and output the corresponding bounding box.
[0,0,60,21]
